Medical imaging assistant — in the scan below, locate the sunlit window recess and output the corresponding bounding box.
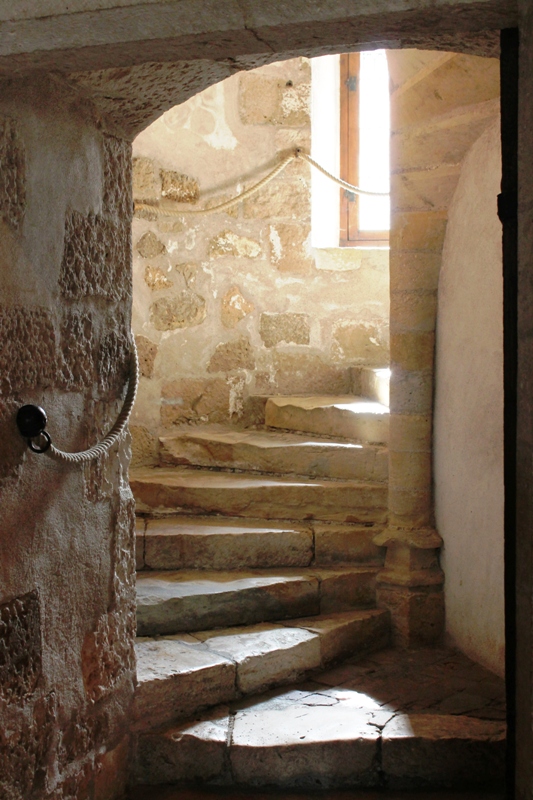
[310,50,391,248]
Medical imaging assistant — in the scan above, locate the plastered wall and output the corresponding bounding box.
[434,118,504,676]
[130,57,390,465]
[0,77,135,799]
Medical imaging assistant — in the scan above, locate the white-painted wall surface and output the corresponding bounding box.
[434,118,504,676]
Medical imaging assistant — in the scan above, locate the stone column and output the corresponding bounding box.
[0,75,135,799]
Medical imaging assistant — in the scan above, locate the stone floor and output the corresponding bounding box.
[132,647,506,792]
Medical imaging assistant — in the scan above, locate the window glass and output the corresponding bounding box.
[358,50,390,232]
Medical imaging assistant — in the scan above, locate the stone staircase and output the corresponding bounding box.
[129,372,505,790]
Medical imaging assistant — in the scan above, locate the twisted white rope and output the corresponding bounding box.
[134,149,389,218]
[40,339,139,464]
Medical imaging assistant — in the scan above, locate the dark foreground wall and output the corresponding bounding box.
[0,75,136,800]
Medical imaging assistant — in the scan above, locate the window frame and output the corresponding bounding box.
[339,52,390,248]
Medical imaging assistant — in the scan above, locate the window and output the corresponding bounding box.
[339,51,391,247]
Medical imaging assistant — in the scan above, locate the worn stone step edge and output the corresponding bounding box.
[133,609,389,733]
[158,426,388,482]
[134,705,505,789]
[135,516,386,572]
[136,566,380,636]
[131,467,388,524]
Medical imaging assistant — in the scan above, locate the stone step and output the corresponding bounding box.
[136,516,385,571]
[159,425,388,482]
[265,395,389,444]
[130,467,388,524]
[135,697,505,790]
[134,609,389,733]
[136,567,379,636]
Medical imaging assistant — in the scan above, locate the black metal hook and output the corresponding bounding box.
[16,405,52,453]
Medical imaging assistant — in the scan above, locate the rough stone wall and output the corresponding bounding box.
[130,57,390,465]
[0,77,135,799]
[434,118,504,676]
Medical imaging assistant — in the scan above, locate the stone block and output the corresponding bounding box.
[150,289,206,330]
[390,289,437,334]
[135,518,144,570]
[381,713,506,787]
[144,517,313,570]
[144,264,172,290]
[390,251,441,293]
[161,378,230,425]
[132,156,158,200]
[260,312,310,347]
[0,116,25,230]
[210,230,261,258]
[0,591,41,700]
[388,487,432,528]
[287,609,389,664]
[136,230,166,258]
[130,425,159,468]
[195,623,321,694]
[135,570,320,635]
[389,450,432,492]
[391,331,435,371]
[102,134,132,221]
[389,413,432,453]
[269,222,314,274]
[134,638,236,730]
[243,178,310,219]
[135,707,230,785]
[221,285,254,328]
[94,736,129,800]
[271,352,350,395]
[313,523,386,565]
[60,211,131,301]
[208,336,255,372]
[317,568,378,612]
[135,335,157,378]
[376,584,444,647]
[160,169,199,203]
[390,211,448,253]
[332,321,389,365]
[230,701,379,787]
[239,73,310,127]
[390,368,433,415]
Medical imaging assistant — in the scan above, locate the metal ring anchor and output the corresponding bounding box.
[28,431,52,454]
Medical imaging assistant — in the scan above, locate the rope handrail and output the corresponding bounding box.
[134,148,389,218]
[17,339,139,464]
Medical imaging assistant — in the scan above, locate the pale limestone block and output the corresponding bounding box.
[316,567,378,612]
[390,289,438,333]
[209,229,261,258]
[313,523,386,565]
[135,569,320,635]
[331,320,389,365]
[285,608,389,664]
[159,425,386,481]
[130,466,388,524]
[144,516,313,570]
[389,413,432,453]
[207,335,255,372]
[134,334,157,378]
[260,312,310,347]
[195,622,321,694]
[390,331,435,371]
[134,638,236,730]
[388,486,432,528]
[135,706,230,785]
[230,702,379,787]
[136,230,166,258]
[269,222,314,274]
[381,713,506,786]
[130,425,158,468]
[144,264,172,290]
[265,395,389,444]
[160,377,230,425]
[389,450,432,492]
[160,169,199,203]
[389,251,441,293]
[390,210,448,252]
[270,351,350,395]
[221,285,254,328]
[132,156,158,200]
[242,178,310,220]
[390,368,433,415]
[150,289,206,330]
[239,73,310,127]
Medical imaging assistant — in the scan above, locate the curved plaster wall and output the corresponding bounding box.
[434,118,504,676]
